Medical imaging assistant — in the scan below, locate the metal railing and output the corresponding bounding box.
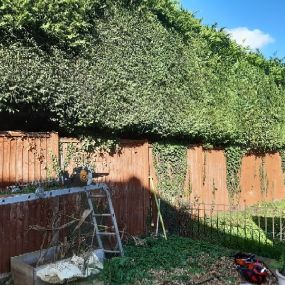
[177,203,285,258]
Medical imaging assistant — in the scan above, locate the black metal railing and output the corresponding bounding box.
[177,203,285,258]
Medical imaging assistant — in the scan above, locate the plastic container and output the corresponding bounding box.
[276,270,285,285]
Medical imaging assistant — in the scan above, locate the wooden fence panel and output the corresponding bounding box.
[0,132,59,189]
[186,146,229,207]
[186,147,285,207]
[0,195,82,274]
[60,138,151,236]
[239,153,285,206]
[0,135,151,274]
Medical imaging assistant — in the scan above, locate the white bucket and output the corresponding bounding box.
[276,270,285,285]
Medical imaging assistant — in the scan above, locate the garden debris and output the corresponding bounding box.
[36,250,103,284]
[134,254,278,285]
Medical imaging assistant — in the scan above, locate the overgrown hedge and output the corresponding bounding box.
[0,0,285,151]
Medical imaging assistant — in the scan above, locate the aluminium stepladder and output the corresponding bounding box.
[85,184,124,256]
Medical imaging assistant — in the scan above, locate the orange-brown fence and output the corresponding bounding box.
[60,138,151,236]
[0,134,151,274]
[0,194,80,274]
[0,131,58,188]
[1,133,285,274]
[186,146,285,206]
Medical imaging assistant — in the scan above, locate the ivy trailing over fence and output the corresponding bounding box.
[79,136,121,154]
[152,142,188,202]
[225,146,246,201]
[47,135,120,179]
[279,150,285,184]
[259,156,268,195]
[152,141,188,232]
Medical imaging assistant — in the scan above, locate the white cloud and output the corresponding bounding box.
[225,27,274,50]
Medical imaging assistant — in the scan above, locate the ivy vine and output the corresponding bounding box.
[46,135,120,179]
[225,146,246,201]
[152,141,188,233]
[79,136,121,154]
[259,156,268,195]
[279,150,285,184]
[153,142,188,202]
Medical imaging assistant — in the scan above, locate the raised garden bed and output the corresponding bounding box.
[11,247,104,285]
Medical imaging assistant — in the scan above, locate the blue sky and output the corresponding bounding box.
[180,0,285,59]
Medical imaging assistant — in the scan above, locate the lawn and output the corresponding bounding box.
[74,235,279,285]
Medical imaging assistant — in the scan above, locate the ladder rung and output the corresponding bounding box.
[94,213,112,217]
[103,249,121,253]
[97,232,116,236]
[89,194,106,198]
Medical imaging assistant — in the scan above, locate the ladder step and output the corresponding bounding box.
[97,232,116,236]
[94,213,112,217]
[89,194,106,198]
[103,249,121,254]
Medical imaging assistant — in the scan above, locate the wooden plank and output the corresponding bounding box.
[143,141,150,233]
[40,138,47,181]
[23,201,30,253]
[130,144,136,234]
[59,137,79,143]
[9,138,16,185]
[36,199,43,250]
[0,131,51,138]
[0,137,3,188]
[16,202,23,256]
[28,137,35,183]
[27,200,37,253]
[2,204,10,272]
[34,138,41,182]
[9,202,17,263]
[46,133,59,178]
[16,138,23,184]
[51,133,59,165]
[2,137,10,187]
[22,137,29,184]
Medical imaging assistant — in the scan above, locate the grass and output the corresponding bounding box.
[255,199,285,209]
[73,235,281,285]
[73,201,285,284]
[99,235,238,284]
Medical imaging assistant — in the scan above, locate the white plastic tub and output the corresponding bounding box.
[276,270,285,285]
[11,247,104,285]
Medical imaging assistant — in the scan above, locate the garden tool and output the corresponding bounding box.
[234,252,269,284]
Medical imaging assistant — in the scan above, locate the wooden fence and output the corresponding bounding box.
[60,137,151,236]
[0,131,58,187]
[186,146,285,206]
[0,194,81,274]
[0,133,151,274]
[1,133,285,273]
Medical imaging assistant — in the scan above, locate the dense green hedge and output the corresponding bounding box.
[0,0,285,151]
